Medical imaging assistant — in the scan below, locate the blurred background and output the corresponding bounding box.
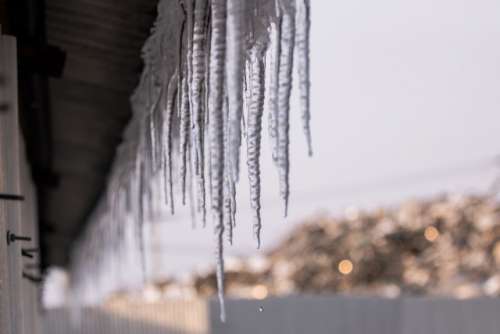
[52,1,500,331]
[144,0,500,281]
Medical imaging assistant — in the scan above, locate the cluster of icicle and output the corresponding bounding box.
[69,0,311,321]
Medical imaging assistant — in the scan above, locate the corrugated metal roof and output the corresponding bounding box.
[43,0,158,265]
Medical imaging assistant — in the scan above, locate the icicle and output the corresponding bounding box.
[185,0,199,211]
[243,61,252,139]
[191,0,208,168]
[148,112,158,171]
[247,40,267,248]
[191,0,209,224]
[226,0,246,182]
[163,71,178,214]
[208,0,227,322]
[137,161,147,282]
[215,219,226,322]
[222,93,234,244]
[147,77,165,173]
[178,2,189,204]
[69,0,314,322]
[194,145,207,224]
[206,125,213,224]
[154,83,166,173]
[204,12,212,224]
[296,0,312,156]
[179,74,191,205]
[188,143,198,228]
[277,2,295,217]
[268,18,281,164]
[229,175,236,227]
[185,0,194,99]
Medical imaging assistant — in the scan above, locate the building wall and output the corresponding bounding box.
[0,28,42,334]
[43,296,500,334]
[43,300,209,334]
[212,296,500,334]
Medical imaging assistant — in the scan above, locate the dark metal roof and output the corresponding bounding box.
[43,0,158,266]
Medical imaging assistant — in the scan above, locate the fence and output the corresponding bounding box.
[43,296,500,334]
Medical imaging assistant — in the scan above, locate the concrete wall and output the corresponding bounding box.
[0,28,42,334]
[43,296,500,334]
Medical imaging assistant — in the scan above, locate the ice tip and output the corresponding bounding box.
[283,197,289,218]
[219,304,226,322]
[307,145,313,157]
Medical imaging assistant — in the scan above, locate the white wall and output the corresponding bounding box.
[0,28,42,334]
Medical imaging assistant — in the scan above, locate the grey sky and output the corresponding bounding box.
[150,0,500,277]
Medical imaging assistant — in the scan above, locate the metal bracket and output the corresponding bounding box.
[0,193,24,201]
[6,230,31,245]
[21,248,38,258]
[22,272,42,284]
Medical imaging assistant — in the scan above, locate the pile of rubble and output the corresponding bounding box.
[151,194,500,300]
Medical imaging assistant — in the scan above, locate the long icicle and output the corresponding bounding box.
[296,0,312,156]
[179,74,191,204]
[226,0,246,182]
[268,16,281,165]
[208,0,227,322]
[191,0,209,223]
[247,40,267,248]
[222,93,234,244]
[185,0,196,206]
[277,1,295,217]
[204,4,212,227]
[178,1,189,203]
[163,71,178,214]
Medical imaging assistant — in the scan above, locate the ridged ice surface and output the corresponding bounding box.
[69,0,312,321]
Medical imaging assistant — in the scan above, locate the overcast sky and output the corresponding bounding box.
[150,0,500,278]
